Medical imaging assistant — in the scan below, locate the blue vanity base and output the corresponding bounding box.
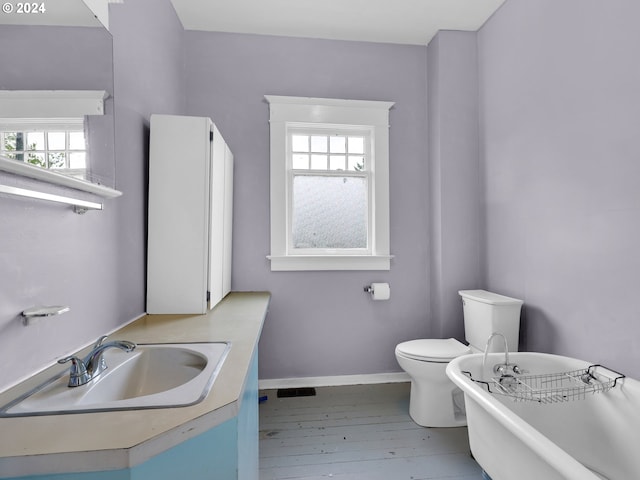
[10,350,259,480]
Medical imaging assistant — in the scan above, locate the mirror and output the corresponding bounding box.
[0,0,116,190]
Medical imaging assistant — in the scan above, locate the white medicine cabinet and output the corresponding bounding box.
[147,114,233,314]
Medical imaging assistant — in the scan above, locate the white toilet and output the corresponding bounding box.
[395,289,523,427]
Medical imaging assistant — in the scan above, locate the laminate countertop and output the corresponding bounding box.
[0,292,270,478]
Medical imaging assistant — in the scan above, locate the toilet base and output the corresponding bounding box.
[407,378,467,428]
[394,340,470,428]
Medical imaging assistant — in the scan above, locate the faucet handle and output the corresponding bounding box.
[92,335,109,349]
[58,355,91,387]
[58,355,82,366]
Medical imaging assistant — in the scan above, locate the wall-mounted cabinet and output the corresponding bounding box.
[147,114,233,314]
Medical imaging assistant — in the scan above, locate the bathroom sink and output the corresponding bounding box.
[0,342,230,417]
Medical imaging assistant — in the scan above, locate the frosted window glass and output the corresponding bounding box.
[292,175,367,249]
[292,135,309,152]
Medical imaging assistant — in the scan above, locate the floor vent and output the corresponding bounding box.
[277,387,317,398]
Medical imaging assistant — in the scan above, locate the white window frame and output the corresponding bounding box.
[0,89,122,198]
[288,124,372,255]
[0,118,87,177]
[265,95,394,271]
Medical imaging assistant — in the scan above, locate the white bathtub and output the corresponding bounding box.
[446,352,640,480]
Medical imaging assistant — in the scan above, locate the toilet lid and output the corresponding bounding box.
[396,338,471,362]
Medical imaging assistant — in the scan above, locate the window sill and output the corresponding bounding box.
[267,255,393,271]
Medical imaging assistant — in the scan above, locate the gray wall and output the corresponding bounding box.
[427,31,482,342]
[0,0,185,390]
[478,0,640,375]
[0,25,112,90]
[184,32,434,379]
[110,0,186,324]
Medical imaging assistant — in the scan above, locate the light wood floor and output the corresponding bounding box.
[259,382,485,480]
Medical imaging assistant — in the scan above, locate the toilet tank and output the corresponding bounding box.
[459,290,523,353]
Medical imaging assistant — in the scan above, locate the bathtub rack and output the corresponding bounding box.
[462,365,625,404]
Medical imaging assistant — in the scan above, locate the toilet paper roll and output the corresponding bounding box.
[370,282,390,301]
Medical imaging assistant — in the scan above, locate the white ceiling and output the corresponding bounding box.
[170,0,506,46]
[0,1,506,44]
[0,0,102,26]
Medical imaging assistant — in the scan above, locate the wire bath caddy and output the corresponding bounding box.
[462,364,625,404]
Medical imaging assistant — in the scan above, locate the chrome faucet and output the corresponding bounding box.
[483,332,520,377]
[58,335,136,387]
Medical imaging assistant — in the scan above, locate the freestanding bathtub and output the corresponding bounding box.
[446,352,640,480]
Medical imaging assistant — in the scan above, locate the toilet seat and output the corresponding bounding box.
[396,338,470,363]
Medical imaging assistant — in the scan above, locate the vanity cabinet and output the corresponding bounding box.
[128,348,259,480]
[147,114,233,314]
[0,292,269,480]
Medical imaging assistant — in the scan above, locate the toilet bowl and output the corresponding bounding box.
[395,338,470,427]
[395,290,523,428]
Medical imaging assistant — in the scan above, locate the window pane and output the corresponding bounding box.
[348,136,364,154]
[348,156,365,171]
[292,175,367,249]
[48,132,66,150]
[48,152,65,168]
[310,154,327,170]
[27,132,45,150]
[329,136,346,154]
[2,132,18,151]
[329,155,346,170]
[291,135,309,152]
[69,152,86,169]
[27,152,45,167]
[1,128,87,171]
[292,154,309,169]
[311,135,327,153]
[69,132,85,150]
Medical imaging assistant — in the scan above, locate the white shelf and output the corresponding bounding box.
[0,156,121,199]
[0,90,108,118]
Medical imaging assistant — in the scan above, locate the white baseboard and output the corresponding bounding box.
[258,372,410,390]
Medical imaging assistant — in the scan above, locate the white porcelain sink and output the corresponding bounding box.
[0,342,230,416]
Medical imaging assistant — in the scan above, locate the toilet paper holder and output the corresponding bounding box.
[364,283,391,300]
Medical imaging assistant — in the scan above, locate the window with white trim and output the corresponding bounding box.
[266,95,394,271]
[0,90,107,183]
[0,119,87,178]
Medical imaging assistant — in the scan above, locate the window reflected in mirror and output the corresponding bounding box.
[1,120,88,180]
[0,5,115,189]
